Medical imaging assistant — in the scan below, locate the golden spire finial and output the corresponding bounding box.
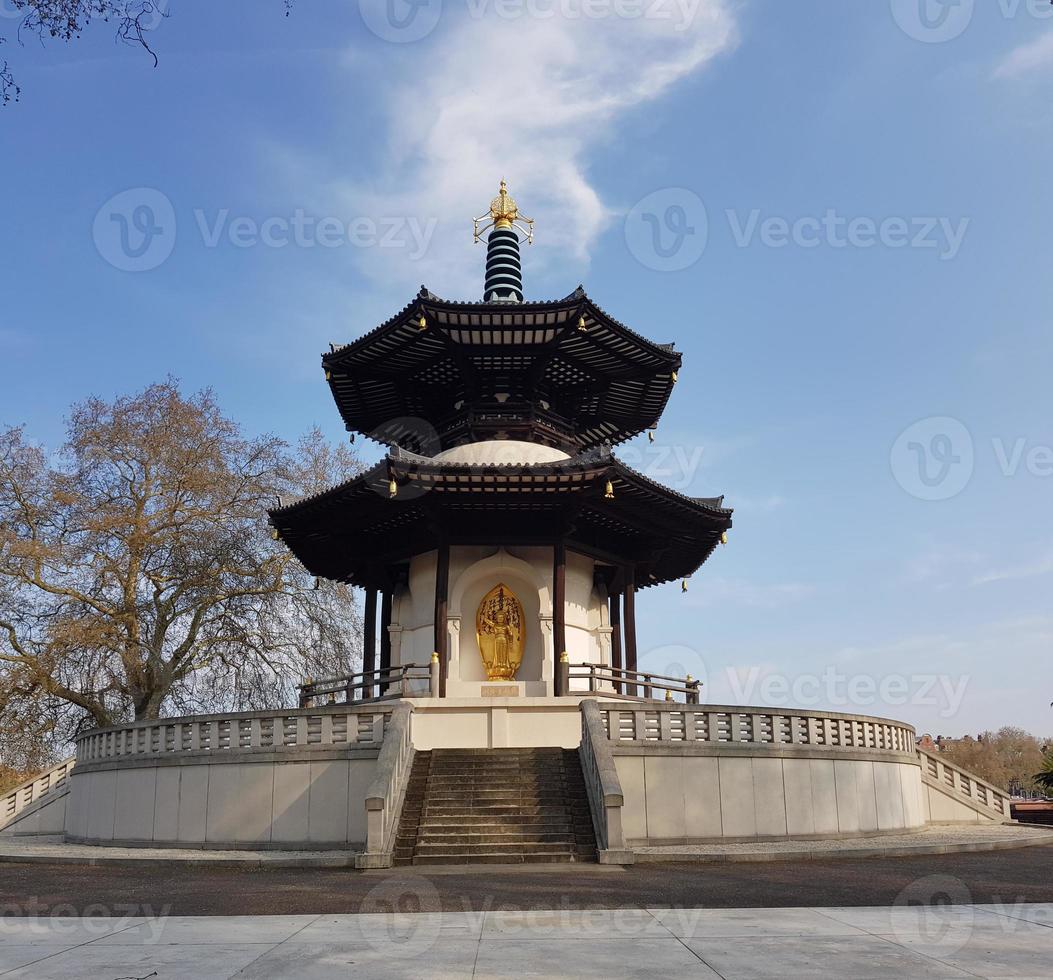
[474,179,534,244]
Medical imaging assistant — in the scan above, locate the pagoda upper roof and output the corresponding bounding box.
[270,446,732,591]
[322,287,682,453]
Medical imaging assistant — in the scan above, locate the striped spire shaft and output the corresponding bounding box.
[473,180,533,304]
[484,226,523,302]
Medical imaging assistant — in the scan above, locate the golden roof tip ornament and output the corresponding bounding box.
[473,179,535,244]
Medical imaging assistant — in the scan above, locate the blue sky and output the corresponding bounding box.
[2,0,1052,734]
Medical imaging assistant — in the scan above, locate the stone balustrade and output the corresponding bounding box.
[75,705,392,767]
[579,700,631,863]
[0,758,76,831]
[919,747,1011,820]
[599,705,917,756]
[358,703,415,868]
[596,704,926,843]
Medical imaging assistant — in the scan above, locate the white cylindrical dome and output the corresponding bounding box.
[433,440,571,466]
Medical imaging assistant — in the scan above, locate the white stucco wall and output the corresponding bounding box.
[66,755,378,848]
[614,752,927,843]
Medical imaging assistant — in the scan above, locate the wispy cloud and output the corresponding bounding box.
[685,575,815,609]
[902,543,982,590]
[993,31,1053,80]
[972,548,1053,586]
[317,2,738,295]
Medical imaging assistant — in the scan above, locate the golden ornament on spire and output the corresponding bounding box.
[474,179,535,244]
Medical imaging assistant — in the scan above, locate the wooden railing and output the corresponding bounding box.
[918,746,1012,819]
[597,704,917,754]
[299,662,438,708]
[358,702,415,869]
[75,705,394,765]
[579,700,629,861]
[566,663,701,703]
[0,758,76,831]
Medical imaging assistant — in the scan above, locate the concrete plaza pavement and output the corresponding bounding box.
[1,903,1052,978]
[3,842,1053,913]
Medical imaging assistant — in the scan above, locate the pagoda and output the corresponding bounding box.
[270,182,733,700]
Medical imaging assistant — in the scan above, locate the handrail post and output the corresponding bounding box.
[579,699,632,864]
[358,702,414,869]
[559,653,570,698]
[430,653,441,698]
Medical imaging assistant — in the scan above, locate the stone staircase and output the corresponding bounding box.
[393,747,598,865]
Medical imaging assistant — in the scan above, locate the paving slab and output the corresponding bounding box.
[472,936,722,978]
[0,907,1049,978]
[2,941,272,979]
[648,906,867,938]
[682,932,977,979]
[238,939,481,979]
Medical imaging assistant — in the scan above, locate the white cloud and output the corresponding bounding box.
[993,31,1053,80]
[902,543,982,589]
[972,548,1053,586]
[685,575,815,609]
[325,2,738,295]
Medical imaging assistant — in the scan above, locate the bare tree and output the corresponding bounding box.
[1,1,293,106]
[0,380,361,743]
[940,727,1050,795]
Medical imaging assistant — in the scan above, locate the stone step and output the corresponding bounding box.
[417,818,575,831]
[403,831,577,846]
[421,791,588,801]
[413,840,579,856]
[423,780,579,792]
[420,805,592,818]
[394,747,597,867]
[410,852,583,866]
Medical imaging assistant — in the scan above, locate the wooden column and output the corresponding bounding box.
[553,540,567,696]
[434,539,450,697]
[609,594,623,695]
[623,567,638,696]
[363,587,377,699]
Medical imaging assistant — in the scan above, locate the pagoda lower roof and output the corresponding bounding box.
[269,447,732,591]
[322,287,682,453]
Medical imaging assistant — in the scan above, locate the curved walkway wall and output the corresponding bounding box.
[66,701,947,850]
[597,705,926,843]
[66,706,393,849]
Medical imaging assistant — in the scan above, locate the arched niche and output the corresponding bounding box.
[449,548,550,684]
